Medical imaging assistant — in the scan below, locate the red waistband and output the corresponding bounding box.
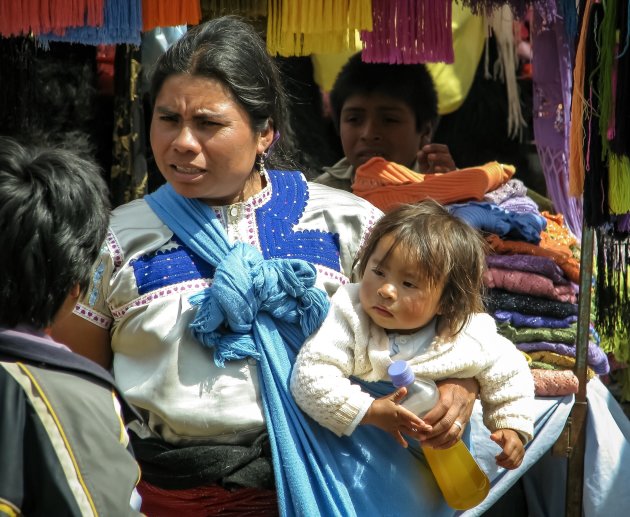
[137,479,279,517]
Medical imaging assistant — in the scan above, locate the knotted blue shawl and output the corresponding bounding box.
[146,183,455,517]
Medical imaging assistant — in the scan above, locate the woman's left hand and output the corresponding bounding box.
[418,377,478,449]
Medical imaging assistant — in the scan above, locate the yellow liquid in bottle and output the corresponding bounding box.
[422,440,490,510]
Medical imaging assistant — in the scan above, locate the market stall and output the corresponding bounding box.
[0,1,628,515]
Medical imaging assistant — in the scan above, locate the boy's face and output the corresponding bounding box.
[359,234,443,335]
[339,93,428,170]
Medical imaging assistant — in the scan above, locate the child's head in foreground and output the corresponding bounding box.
[0,136,110,330]
[355,200,487,337]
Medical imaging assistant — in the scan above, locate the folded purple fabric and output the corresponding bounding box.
[484,179,528,204]
[517,341,610,375]
[494,310,578,328]
[484,267,577,303]
[498,195,541,215]
[486,254,570,285]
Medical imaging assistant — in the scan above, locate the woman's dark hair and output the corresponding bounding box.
[355,200,487,337]
[0,137,110,329]
[329,52,438,134]
[150,16,296,169]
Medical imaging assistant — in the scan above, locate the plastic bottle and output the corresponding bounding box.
[388,360,490,510]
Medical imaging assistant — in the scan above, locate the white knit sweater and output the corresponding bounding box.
[291,283,535,441]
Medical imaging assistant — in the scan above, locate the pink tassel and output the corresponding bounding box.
[361,0,453,64]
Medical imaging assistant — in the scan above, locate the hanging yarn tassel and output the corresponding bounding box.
[487,5,526,139]
[201,0,267,20]
[457,0,531,20]
[581,0,612,227]
[569,0,595,197]
[558,0,579,42]
[609,154,630,214]
[266,0,372,57]
[37,0,143,46]
[143,0,201,32]
[595,229,630,389]
[610,0,630,158]
[361,0,454,64]
[597,0,618,154]
[0,0,105,38]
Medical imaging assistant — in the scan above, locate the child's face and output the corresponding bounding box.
[359,234,443,334]
[339,93,428,170]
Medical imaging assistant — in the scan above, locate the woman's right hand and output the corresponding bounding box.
[418,377,478,449]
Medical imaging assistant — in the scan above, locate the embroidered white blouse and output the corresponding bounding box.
[73,170,381,446]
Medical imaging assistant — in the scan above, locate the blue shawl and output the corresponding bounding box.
[146,182,455,517]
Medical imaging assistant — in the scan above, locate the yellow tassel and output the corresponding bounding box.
[568,0,595,197]
[266,0,371,57]
[608,153,630,214]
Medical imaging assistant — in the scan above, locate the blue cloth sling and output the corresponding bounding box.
[146,183,456,517]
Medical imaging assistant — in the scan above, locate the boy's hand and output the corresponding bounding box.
[361,388,432,448]
[417,144,457,173]
[490,429,525,469]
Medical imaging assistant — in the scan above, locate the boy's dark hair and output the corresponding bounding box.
[329,52,438,133]
[0,137,110,329]
[355,200,487,337]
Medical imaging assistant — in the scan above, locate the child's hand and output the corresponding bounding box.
[360,388,432,448]
[490,429,525,469]
[417,144,457,173]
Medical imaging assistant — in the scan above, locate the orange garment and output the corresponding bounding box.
[540,211,579,250]
[352,158,515,213]
[486,234,580,284]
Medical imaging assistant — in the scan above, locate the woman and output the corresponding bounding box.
[53,17,477,517]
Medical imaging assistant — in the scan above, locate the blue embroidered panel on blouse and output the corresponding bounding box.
[257,170,341,271]
[132,236,216,295]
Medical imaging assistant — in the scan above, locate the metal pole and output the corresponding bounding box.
[564,223,594,516]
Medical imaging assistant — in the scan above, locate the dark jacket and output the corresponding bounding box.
[0,329,142,516]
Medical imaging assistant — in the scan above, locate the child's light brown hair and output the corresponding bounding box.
[355,200,487,337]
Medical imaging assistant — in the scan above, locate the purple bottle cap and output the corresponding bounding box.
[388,360,414,388]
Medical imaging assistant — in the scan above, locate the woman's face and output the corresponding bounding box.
[339,92,430,170]
[150,74,273,205]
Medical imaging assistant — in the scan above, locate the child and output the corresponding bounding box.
[291,200,535,470]
[0,137,143,515]
[314,52,457,192]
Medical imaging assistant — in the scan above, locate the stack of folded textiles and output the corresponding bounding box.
[454,178,610,397]
[352,158,610,396]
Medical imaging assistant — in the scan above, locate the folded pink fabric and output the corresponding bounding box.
[483,267,578,303]
[531,369,579,396]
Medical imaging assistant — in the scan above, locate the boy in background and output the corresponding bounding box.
[315,52,457,191]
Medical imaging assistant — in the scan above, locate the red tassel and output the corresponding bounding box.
[0,0,104,37]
